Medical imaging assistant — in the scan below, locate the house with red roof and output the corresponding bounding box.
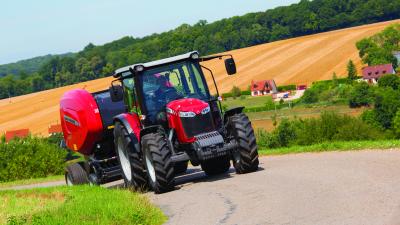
[362,64,395,84]
[250,80,278,96]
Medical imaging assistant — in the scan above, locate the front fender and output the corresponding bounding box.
[223,107,245,124]
[113,113,141,141]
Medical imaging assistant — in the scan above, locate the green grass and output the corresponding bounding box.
[223,95,273,108]
[259,139,400,156]
[0,175,64,189]
[0,186,166,225]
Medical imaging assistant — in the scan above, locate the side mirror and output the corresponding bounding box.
[225,58,237,75]
[109,85,123,102]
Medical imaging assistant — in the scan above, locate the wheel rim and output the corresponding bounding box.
[118,138,132,181]
[145,151,156,183]
[66,174,73,186]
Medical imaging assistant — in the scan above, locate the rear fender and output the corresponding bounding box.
[113,113,141,153]
[223,107,245,124]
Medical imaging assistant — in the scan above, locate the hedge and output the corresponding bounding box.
[277,84,297,92]
[0,136,66,182]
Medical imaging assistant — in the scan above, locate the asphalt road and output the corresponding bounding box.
[149,150,400,225]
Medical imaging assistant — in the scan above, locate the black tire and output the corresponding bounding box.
[201,156,230,176]
[141,132,175,194]
[65,163,89,186]
[174,161,188,175]
[227,113,259,174]
[114,122,148,190]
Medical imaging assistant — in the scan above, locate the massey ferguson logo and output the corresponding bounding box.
[64,115,80,127]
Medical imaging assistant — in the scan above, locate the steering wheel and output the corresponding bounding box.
[163,88,181,101]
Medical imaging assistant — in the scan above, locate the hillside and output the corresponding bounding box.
[0,53,74,77]
[0,20,399,136]
[1,0,399,100]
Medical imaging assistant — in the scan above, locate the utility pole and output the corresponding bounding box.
[8,91,11,103]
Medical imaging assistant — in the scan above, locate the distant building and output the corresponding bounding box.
[4,129,29,142]
[250,80,278,96]
[362,64,395,84]
[297,85,308,90]
[48,124,62,135]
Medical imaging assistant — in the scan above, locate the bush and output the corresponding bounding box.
[275,119,297,147]
[301,88,319,103]
[378,74,400,90]
[231,86,241,98]
[241,90,251,96]
[374,87,400,128]
[361,109,382,129]
[348,82,374,108]
[0,136,66,182]
[222,92,232,98]
[278,84,296,92]
[256,112,384,149]
[393,110,400,137]
[299,79,355,105]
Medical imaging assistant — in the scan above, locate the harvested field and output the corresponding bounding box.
[0,20,398,135]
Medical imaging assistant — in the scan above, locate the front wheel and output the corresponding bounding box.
[114,122,148,190]
[142,132,175,194]
[201,156,230,176]
[227,113,259,174]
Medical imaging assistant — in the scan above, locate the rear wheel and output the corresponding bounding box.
[114,122,148,190]
[201,156,230,176]
[142,132,175,194]
[65,163,89,186]
[174,161,188,175]
[227,113,259,174]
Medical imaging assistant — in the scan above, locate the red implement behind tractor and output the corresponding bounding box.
[60,51,259,193]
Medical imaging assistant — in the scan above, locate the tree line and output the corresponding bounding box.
[1,0,400,99]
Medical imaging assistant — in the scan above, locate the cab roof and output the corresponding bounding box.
[114,51,199,75]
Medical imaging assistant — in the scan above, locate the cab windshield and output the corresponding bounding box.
[138,61,210,122]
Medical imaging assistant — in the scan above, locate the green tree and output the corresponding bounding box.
[378,74,400,90]
[374,88,400,129]
[393,110,400,137]
[347,60,357,81]
[348,82,374,108]
[230,86,241,98]
[332,72,338,87]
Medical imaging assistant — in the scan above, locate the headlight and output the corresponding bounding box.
[179,111,196,117]
[201,106,210,114]
[166,107,174,114]
[135,65,144,72]
[191,53,199,59]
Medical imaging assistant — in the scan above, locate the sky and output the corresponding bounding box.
[0,0,299,65]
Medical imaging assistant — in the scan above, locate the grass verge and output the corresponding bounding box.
[0,186,166,225]
[259,139,400,156]
[0,175,64,189]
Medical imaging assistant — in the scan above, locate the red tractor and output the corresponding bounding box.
[60,51,259,193]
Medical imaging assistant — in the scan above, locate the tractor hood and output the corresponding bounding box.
[166,98,209,115]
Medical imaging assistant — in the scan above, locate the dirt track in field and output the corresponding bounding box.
[1,20,399,135]
[149,150,400,225]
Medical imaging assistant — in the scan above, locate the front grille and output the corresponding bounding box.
[181,112,214,137]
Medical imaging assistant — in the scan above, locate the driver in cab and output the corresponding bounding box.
[144,73,180,124]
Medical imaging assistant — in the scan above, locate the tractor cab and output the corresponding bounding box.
[111,51,235,138]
